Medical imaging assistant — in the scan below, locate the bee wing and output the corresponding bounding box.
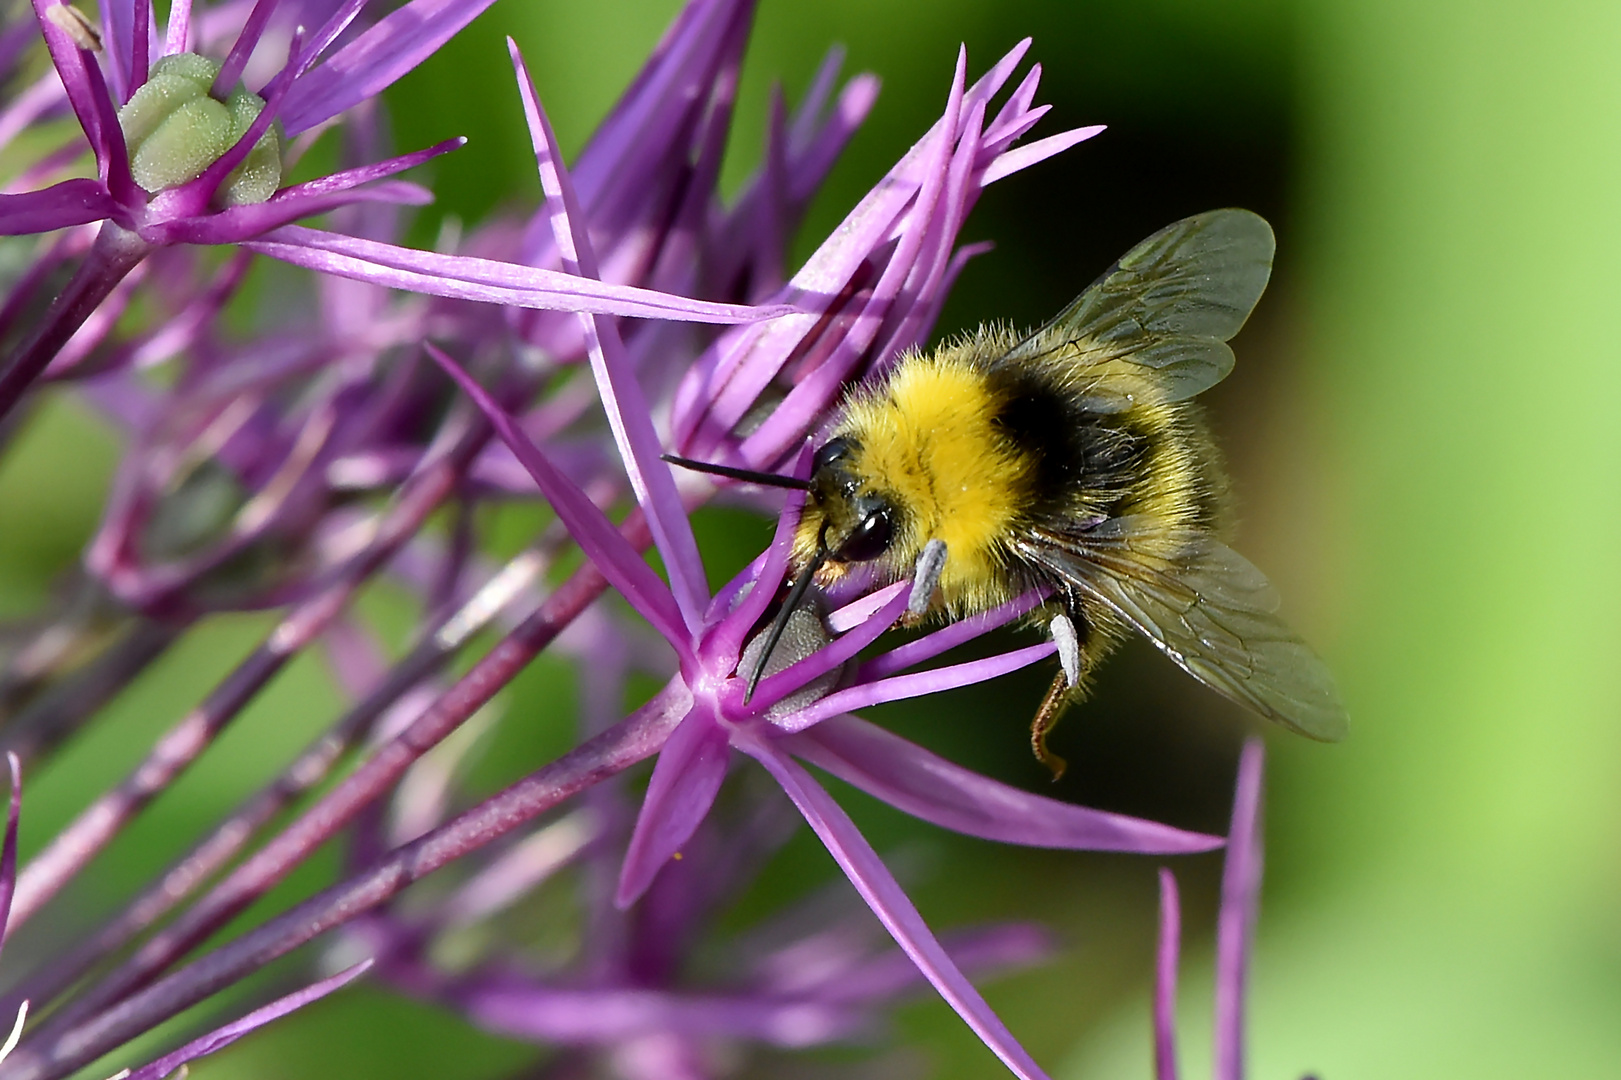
[1016,522,1348,741]
[1001,209,1275,410]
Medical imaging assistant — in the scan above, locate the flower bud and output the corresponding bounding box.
[117,53,281,204]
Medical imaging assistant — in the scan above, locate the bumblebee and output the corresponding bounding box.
[674,209,1347,775]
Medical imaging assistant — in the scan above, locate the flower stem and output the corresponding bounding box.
[6,408,490,931]
[22,509,651,1050]
[0,222,149,427]
[0,681,688,1080]
[7,532,563,1021]
[0,618,184,765]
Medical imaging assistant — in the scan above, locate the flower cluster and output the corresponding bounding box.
[0,0,1304,1076]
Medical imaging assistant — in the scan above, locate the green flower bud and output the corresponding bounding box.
[117,53,282,204]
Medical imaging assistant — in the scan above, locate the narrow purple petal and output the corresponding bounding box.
[561,0,750,233]
[275,137,465,198]
[100,0,135,100]
[825,581,908,633]
[213,0,276,92]
[122,961,373,1080]
[1213,739,1265,1080]
[148,181,432,244]
[162,0,190,54]
[29,0,107,157]
[982,126,1106,185]
[130,0,150,93]
[423,343,691,653]
[280,0,503,135]
[960,37,1031,119]
[748,584,911,717]
[290,0,367,81]
[1155,868,1182,1080]
[739,737,1053,1080]
[981,61,1043,145]
[909,239,993,344]
[860,588,1044,680]
[74,36,139,204]
[0,180,117,236]
[0,754,21,951]
[812,923,1054,1005]
[512,41,709,628]
[786,714,1223,854]
[241,226,796,322]
[774,642,1057,734]
[616,708,728,908]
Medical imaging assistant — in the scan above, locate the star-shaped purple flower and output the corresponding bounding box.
[432,38,1221,1080]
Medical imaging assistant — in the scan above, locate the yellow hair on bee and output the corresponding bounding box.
[832,347,1038,613]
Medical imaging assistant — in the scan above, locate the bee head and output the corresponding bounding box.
[809,436,897,564]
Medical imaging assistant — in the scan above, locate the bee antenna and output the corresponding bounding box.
[662,453,810,491]
[744,549,827,704]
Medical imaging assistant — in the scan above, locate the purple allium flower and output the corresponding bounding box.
[1154,738,1272,1080]
[0,9,882,1074]
[0,0,789,425]
[430,36,1220,1080]
[343,753,1054,1079]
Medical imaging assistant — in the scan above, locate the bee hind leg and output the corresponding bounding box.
[1030,613,1083,781]
[1031,671,1072,781]
[1050,612,1082,688]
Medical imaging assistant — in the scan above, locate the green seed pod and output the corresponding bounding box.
[221,88,282,206]
[116,53,282,204]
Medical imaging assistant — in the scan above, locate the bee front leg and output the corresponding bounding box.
[1031,612,1083,781]
[902,539,948,624]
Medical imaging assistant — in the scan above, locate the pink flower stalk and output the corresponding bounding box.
[0,0,790,425]
[1154,739,1285,1080]
[431,38,1219,1080]
[346,767,1054,1078]
[0,754,362,1080]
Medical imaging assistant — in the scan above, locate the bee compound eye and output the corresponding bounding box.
[812,437,854,474]
[836,507,893,563]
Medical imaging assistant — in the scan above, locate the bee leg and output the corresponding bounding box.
[1031,671,1071,781]
[1030,613,1083,780]
[1049,612,1082,689]
[904,539,948,622]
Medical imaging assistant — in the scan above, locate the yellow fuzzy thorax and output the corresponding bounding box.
[800,351,1039,613]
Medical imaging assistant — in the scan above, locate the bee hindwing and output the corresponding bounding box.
[1015,523,1348,742]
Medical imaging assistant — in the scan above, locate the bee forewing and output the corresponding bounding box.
[1020,528,1348,742]
[1000,209,1276,409]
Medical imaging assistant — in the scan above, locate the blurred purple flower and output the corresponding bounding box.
[431,37,1218,1080]
[1154,738,1270,1080]
[346,765,1054,1079]
[0,0,790,425]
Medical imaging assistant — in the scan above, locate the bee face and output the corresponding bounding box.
[806,436,899,565]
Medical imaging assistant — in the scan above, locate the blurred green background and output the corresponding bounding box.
[4,0,1621,1076]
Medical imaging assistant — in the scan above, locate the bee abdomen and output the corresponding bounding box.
[986,367,1154,528]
